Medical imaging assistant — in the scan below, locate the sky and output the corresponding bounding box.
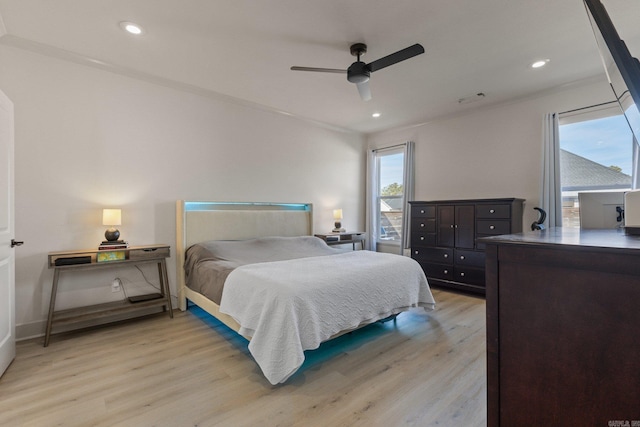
[560,111,634,175]
[379,152,404,189]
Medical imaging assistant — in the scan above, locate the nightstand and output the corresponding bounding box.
[315,232,366,250]
[45,244,173,346]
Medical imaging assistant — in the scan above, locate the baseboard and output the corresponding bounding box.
[16,320,45,341]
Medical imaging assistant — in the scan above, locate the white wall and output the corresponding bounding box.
[367,77,617,228]
[0,45,366,339]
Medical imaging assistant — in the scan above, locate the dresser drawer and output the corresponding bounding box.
[476,204,511,219]
[411,232,436,247]
[412,205,436,218]
[454,266,485,286]
[477,219,511,235]
[412,247,453,264]
[412,218,436,233]
[454,249,485,267]
[421,262,454,281]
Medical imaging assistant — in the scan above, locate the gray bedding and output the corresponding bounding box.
[184,236,343,304]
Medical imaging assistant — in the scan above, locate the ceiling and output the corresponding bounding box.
[0,0,639,134]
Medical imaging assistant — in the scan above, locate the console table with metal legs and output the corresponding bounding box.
[45,244,173,346]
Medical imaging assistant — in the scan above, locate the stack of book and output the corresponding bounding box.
[98,240,129,250]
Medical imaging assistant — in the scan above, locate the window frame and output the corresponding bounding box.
[558,103,633,228]
[367,142,414,254]
[374,146,405,246]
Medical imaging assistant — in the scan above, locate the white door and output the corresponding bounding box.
[0,88,15,377]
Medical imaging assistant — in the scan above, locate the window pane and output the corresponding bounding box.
[377,151,404,242]
[379,152,404,190]
[559,113,633,228]
[379,196,403,241]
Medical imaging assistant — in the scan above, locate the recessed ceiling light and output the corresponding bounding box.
[119,21,144,35]
[372,112,381,118]
[531,59,549,69]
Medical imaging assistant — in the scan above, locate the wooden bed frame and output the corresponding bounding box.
[175,200,313,339]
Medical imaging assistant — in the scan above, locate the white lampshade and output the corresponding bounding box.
[102,209,122,226]
[333,209,343,220]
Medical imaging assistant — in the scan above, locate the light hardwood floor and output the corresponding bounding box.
[0,289,486,426]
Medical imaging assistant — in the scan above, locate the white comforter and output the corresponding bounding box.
[219,250,435,384]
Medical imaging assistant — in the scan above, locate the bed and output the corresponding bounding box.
[176,201,435,384]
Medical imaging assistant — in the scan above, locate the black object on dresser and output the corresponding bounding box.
[409,198,524,295]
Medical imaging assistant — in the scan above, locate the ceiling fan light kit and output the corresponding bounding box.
[291,42,424,101]
[347,43,370,84]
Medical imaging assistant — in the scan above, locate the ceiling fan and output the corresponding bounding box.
[291,43,424,101]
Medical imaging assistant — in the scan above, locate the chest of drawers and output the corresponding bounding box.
[409,198,524,294]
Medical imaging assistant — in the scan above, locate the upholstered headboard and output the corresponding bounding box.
[175,201,313,309]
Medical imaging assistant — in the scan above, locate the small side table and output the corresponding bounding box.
[315,232,366,250]
[45,244,173,346]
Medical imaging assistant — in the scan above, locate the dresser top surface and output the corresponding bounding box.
[410,198,524,205]
[481,227,640,251]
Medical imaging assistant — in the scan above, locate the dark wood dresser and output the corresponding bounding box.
[409,198,523,295]
[484,228,640,426]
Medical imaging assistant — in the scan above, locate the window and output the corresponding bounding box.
[376,147,405,243]
[559,105,633,227]
[368,142,414,253]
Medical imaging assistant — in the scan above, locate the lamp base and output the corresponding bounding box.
[332,221,345,233]
[105,228,121,242]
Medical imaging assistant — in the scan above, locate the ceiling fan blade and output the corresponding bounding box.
[290,66,347,74]
[367,43,425,72]
[356,81,372,101]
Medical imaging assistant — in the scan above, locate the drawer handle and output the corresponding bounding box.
[420,236,424,240]
[414,250,419,254]
[443,270,448,274]
[443,254,448,258]
[420,209,425,214]
[489,225,495,230]
[421,223,425,228]
[450,224,454,228]
[489,209,495,214]
[460,255,465,260]
[460,272,465,277]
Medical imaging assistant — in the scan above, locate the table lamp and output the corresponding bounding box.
[332,209,345,233]
[102,208,122,242]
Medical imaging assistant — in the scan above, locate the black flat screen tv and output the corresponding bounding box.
[584,0,640,188]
